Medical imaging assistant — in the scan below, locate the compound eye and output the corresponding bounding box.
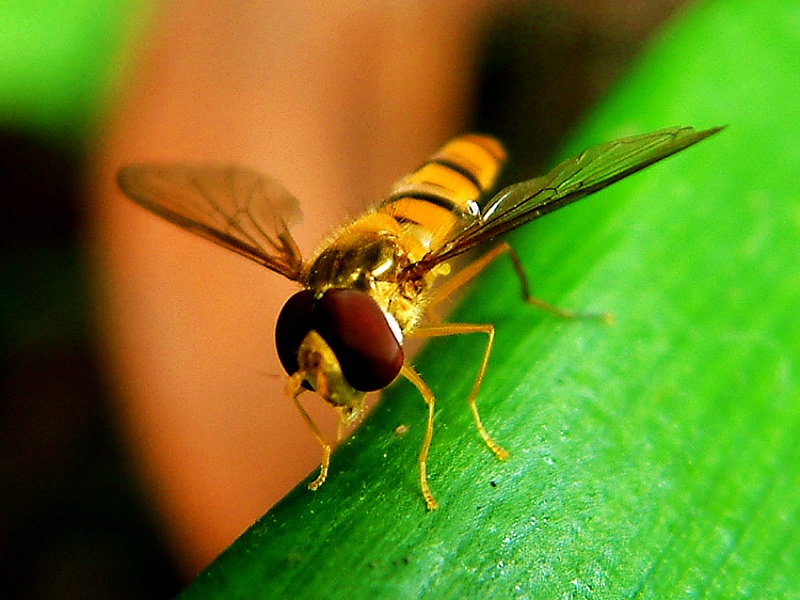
[275,290,316,376]
[313,289,404,392]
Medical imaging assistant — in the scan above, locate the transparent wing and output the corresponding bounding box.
[412,125,722,269]
[118,164,305,281]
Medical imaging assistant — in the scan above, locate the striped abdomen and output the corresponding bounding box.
[378,135,506,252]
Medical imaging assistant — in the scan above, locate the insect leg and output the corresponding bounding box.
[287,373,332,491]
[428,241,611,323]
[399,363,439,511]
[409,323,508,461]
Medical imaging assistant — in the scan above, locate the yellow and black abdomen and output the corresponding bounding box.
[378,135,506,252]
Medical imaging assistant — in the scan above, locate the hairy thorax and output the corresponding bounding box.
[305,212,440,334]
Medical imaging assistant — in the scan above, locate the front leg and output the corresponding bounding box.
[409,323,508,461]
[287,373,332,491]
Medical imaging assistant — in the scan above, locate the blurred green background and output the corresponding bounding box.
[0,1,145,140]
[5,0,794,598]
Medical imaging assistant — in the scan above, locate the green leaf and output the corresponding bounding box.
[180,0,800,597]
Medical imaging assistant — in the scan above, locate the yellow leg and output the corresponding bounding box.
[400,363,439,510]
[410,323,508,461]
[288,373,332,491]
[428,240,612,323]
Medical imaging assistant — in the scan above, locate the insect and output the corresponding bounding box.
[118,125,720,510]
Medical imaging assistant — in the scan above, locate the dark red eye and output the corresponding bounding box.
[314,289,404,392]
[275,289,315,377]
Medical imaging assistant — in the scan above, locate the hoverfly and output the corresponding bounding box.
[118,125,720,510]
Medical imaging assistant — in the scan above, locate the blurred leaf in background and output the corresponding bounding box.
[0,1,149,141]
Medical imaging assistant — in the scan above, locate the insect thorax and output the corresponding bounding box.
[306,218,432,333]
